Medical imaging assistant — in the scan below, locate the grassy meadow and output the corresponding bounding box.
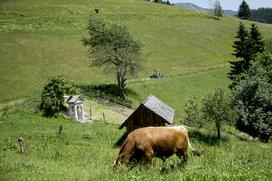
[127,67,230,121]
[1,0,272,180]
[1,0,272,103]
[0,112,272,180]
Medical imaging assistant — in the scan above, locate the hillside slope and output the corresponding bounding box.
[0,112,272,180]
[0,0,272,103]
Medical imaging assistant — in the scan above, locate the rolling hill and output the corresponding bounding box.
[174,2,238,16]
[1,1,272,180]
[0,0,272,105]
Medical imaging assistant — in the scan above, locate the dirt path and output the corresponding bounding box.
[0,98,26,111]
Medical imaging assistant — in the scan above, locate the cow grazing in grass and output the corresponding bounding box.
[113,126,200,166]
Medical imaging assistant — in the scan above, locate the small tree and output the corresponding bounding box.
[83,19,143,101]
[40,75,76,117]
[201,89,236,139]
[238,0,251,19]
[184,90,236,139]
[232,54,272,142]
[213,0,223,17]
[184,98,203,128]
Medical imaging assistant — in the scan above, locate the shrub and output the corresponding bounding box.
[232,53,272,142]
[184,98,203,128]
[265,38,272,54]
[40,75,76,117]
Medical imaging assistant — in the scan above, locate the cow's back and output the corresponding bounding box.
[129,127,188,158]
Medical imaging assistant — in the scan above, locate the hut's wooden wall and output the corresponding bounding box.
[125,105,166,133]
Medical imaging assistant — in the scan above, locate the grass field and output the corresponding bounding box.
[0,112,271,180]
[1,1,272,180]
[128,67,230,122]
[1,0,272,103]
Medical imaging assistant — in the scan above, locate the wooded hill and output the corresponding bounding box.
[250,8,272,24]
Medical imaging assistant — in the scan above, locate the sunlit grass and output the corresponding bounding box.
[0,112,271,180]
[1,0,272,103]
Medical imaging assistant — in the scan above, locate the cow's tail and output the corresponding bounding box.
[187,136,201,156]
[175,125,201,156]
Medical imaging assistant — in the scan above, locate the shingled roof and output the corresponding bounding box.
[142,95,174,124]
[67,95,83,104]
[119,95,175,129]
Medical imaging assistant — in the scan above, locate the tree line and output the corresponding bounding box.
[184,22,271,142]
[238,1,272,24]
[250,8,272,24]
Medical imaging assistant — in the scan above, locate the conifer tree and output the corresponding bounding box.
[229,23,265,88]
[213,0,223,17]
[238,0,251,19]
[249,23,265,55]
[228,23,250,84]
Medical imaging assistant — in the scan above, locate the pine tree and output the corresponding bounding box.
[229,23,265,89]
[249,23,265,55]
[228,23,251,83]
[213,0,223,17]
[238,0,251,19]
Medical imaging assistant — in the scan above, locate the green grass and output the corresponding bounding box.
[0,112,271,180]
[1,1,272,179]
[1,1,272,180]
[128,67,230,122]
[1,0,272,103]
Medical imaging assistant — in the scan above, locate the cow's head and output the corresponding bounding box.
[112,159,122,166]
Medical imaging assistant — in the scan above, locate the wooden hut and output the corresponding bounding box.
[119,95,175,133]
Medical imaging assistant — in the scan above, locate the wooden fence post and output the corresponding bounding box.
[103,112,105,122]
[18,136,25,154]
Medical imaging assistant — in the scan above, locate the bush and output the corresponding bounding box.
[184,98,203,128]
[40,75,77,117]
[232,53,272,142]
[265,38,272,54]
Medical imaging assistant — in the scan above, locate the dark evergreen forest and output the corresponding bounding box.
[250,8,272,24]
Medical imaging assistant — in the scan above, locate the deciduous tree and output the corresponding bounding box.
[201,89,236,139]
[83,19,143,101]
[232,53,272,142]
[40,75,76,117]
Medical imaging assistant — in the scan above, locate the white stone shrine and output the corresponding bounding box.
[67,95,85,121]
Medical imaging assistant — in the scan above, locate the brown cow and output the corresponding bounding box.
[113,126,199,166]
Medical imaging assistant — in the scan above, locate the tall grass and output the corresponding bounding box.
[0,112,271,180]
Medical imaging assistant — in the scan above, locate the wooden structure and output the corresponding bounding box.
[67,95,85,121]
[18,136,25,154]
[119,95,174,133]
